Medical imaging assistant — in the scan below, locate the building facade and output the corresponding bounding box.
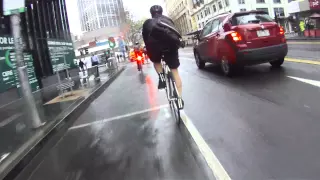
[190,0,291,31]
[165,0,195,35]
[77,0,125,32]
[287,0,320,37]
[0,0,72,79]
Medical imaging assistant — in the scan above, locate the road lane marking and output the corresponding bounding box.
[69,104,169,130]
[0,153,10,163]
[287,41,320,45]
[285,58,320,65]
[180,110,231,180]
[181,56,320,66]
[287,76,320,88]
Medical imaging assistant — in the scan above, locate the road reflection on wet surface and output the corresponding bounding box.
[25,108,211,180]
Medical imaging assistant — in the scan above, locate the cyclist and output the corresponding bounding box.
[133,42,144,68]
[142,5,184,103]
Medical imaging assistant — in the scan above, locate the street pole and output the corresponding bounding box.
[10,13,44,128]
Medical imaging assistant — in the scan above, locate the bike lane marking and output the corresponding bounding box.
[69,104,169,130]
[180,110,232,180]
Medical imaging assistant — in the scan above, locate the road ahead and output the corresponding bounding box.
[22,43,320,180]
[179,44,320,180]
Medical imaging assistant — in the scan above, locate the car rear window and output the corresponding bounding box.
[232,13,273,25]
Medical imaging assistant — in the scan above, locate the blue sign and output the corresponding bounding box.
[96,41,108,46]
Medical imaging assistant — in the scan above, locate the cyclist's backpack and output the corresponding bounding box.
[149,16,182,49]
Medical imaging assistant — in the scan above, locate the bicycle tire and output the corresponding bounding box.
[167,71,181,125]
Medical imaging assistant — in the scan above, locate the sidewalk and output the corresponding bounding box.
[14,63,215,180]
[285,34,320,41]
[0,63,126,179]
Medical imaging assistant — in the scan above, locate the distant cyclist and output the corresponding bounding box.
[142,5,184,102]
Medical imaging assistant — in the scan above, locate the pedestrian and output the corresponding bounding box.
[117,54,120,62]
[91,53,99,66]
[79,59,85,71]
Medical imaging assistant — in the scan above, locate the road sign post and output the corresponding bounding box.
[10,13,43,128]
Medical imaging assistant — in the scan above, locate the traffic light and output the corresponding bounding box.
[108,37,116,49]
[84,48,89,54]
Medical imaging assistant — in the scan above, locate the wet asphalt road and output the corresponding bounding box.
[286,43,320,61]
[21,43,320,180]
[22,64,213,180]
[179,45,320,180]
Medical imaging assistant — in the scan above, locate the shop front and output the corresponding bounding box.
[288,0,320,37]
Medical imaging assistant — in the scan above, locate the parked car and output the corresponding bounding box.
[193,11,288,76]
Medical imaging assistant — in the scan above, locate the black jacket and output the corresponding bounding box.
[142,15,181,49]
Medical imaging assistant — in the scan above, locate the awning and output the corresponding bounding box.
[310,13,320,19]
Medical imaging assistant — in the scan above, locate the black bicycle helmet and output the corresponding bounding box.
[150,5,163,17]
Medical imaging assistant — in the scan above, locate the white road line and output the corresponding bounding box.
[0,153,10,163]
[180,110,231,180]
[69,104,169,130]
[288,76,320,88]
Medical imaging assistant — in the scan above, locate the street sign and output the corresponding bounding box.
[47,39,77,72]
[0,36,39,93]
[3,0,25,16]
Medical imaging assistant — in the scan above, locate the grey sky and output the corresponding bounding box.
[66,0,166,35]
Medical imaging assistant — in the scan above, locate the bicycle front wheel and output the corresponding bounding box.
[168,73,181,125]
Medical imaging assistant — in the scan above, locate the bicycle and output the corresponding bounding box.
[161,59,183,125]
[137,55,143,72]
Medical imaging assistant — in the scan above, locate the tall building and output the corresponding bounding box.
[77,0,125,32]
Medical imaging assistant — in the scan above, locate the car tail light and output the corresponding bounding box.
[279,26,284,35]
[231,32,242,42]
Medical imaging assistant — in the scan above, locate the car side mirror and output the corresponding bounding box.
[223,23,232,31]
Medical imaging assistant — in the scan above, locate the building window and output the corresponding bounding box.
[256,0,265,3]
[240,8,246,12]
[201,12,203,18]
[199,23,201,28]
[257,8,269,14]
[207,8,211,14]
[274,7,284,16]
[273,0,281,3]
[197,14,200,20]
[218,1,223,9]
[213,5,217,12]
[238,0,245,4]
[225,0,229,7]
[202,22,205,27]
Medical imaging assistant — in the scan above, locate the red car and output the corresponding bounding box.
[194,11,288,76]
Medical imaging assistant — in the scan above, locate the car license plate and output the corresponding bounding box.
[257,30,270,37]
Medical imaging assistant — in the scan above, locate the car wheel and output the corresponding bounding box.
[270,57,284,67]
[195,52,205,69]
[221,56,235,77]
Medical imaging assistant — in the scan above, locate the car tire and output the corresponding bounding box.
[221,56,235,77]
[195,52,205,69]
[270,57,284,67]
